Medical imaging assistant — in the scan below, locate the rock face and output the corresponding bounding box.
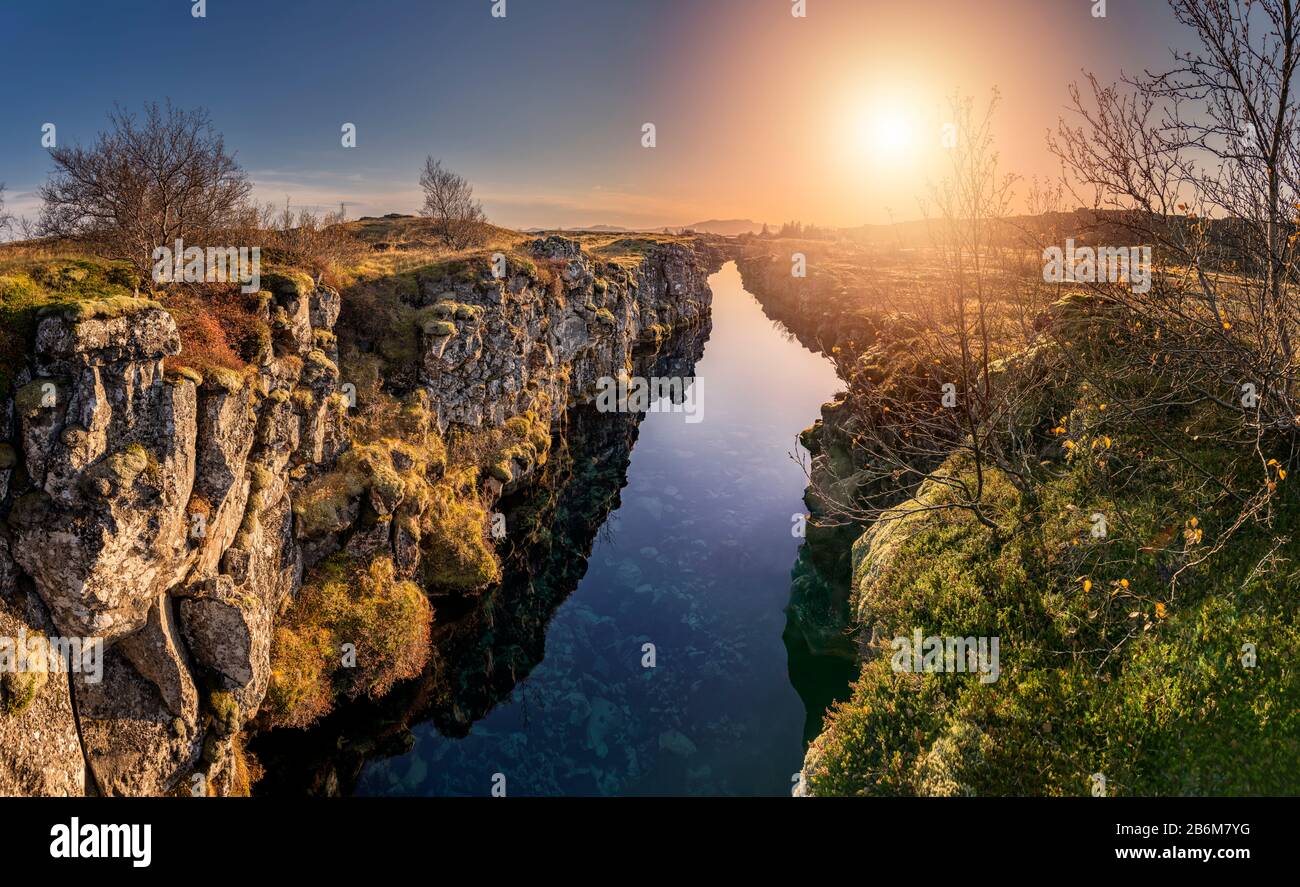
[0,238,720,795]
[11,308,194,645]
[0,536,85,796]
[0,273,344,794]
[418,238,715,429]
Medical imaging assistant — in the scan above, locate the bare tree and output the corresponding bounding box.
[418,157,486,247]
[38,101,251,280]
[804,93,1050,538]
[1048,0,1300,554]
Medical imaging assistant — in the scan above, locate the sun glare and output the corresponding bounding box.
[860,109,916,159]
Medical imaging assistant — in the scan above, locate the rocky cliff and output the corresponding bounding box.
[0,235,722,796]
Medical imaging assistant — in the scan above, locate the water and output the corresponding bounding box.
[255,262,850,796]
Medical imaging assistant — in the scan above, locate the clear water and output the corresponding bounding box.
[355,261,846,796]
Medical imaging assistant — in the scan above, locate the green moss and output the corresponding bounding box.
[291,388,316,412]
[247,322,273,363]
[0,668,47,716]
[264,623,334,729]
[807,421,1300,796]
[418,468,501,593]
[14,379,59,417]
[42,295,163,322]
[249,463,276,496]
[292,460,368,538]
[81,443,153,496]
[165,365,203,386]
[260,270,314,299]
[202,365,247,391]
[594,308,616,326]
[426,320,457,337]
[208,691,241,739]
[487,460,513,483]
[292,436,443,538]
[0,443,15,470]
[0,257,144,397]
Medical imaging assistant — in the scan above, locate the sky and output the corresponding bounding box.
[0,0,1193,230]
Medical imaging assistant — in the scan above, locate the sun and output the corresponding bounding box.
[859,108,916,159]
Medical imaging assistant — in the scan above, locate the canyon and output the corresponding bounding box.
[0,233,730,795]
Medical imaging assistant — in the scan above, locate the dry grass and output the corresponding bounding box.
[332,215,529,284]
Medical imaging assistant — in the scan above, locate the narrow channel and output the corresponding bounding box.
[353,261,846,796]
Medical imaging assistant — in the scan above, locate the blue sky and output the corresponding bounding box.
[0,0,1190,229]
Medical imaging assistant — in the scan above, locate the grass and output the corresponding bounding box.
[0,254,140,397]
[331,216,529,283]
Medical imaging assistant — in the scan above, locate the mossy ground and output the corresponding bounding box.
[0,250,271,396]
[0,255,138,397]
[808,400,1300,796]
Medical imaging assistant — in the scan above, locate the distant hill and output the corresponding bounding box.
[525,219,768,236]
[679,219,765,236]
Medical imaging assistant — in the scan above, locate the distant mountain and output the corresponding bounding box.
[679,219,765,236]
[525,225,647,234]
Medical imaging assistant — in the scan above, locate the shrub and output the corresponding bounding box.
[264,624,335,729]
[419,468,500,593]
[265,554,432,728]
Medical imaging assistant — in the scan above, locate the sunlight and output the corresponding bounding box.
[869,111,915,156]
[856,104,917,162]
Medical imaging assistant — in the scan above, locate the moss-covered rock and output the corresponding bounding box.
[207,691,241,739]
[0,668,47,716]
